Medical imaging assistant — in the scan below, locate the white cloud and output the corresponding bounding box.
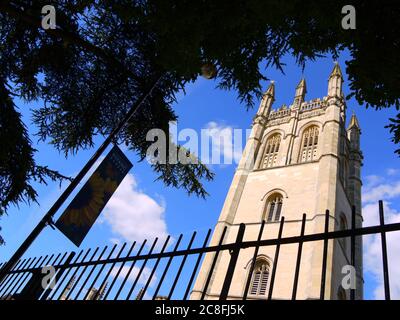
[387,168,400,176]
[362,181,400,204]
[364,175,384,189]
[363,202,400,299]
[102,174,169,246]
[362,173,400,299]
[110,264,157,288]
[202,121,244,165]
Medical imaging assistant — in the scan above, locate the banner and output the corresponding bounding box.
[55,146,133,246]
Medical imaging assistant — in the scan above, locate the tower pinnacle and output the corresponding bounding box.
[256,81,275,117]
[328,62,344,97]
[329,62,343,79]
[347,112,360,130]
[264,81,275,97]
[294,78,307,106]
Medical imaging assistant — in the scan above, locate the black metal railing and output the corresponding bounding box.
[0,200,396,300]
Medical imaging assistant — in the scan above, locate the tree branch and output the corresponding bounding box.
[0,1,141,83]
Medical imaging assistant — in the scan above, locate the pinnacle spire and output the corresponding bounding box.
[329,62,343,79]
[294,78,306,106]
[297,78,307,90]
[328,62,343,97]
[264,81,275,97]
[256,81,275,117]
[348,112,360,130]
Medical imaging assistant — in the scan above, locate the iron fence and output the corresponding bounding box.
[0,200,396,300]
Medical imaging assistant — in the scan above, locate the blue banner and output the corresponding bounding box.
[55,146,133,246]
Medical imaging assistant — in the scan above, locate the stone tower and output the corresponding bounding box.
[191,63,363,300]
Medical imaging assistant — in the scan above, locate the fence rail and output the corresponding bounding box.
[0,201,396,300]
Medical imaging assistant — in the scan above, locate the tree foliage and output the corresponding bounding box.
[1,1,400,243]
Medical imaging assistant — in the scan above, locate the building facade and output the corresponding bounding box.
[191,64,363,300]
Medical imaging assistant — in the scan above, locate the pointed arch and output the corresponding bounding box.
[260,133,281,168]
[262,193,283,222]
[244,255,272,297]
[261,188,288,202]
[297,120,323,136]
[298,125,320,163]
[261,128,287,142]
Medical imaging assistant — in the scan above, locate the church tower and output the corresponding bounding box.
[191,63,363,300]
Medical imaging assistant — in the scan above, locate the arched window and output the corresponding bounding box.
[263,193,283,222]
[262,134,281,168]
[250,260,270,296]
[339,214,348,253]
[299,126,319,163]
[337,286,347,300]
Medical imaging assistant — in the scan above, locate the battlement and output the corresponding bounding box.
[268,97,327,121]
[268,106,291,119]
[299,97,327,112]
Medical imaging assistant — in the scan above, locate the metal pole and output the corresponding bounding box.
[350,205,356,300]
[219,223,245,300]
[0,75,163,282]
[379,200,391,300]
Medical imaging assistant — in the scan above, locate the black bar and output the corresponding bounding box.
[0,258,34,297]
[220,224,245,300]
[39,251,72,300]
[40,252,68,295]
[200,226,227,300]
[83,244,118,300]
[96,242,128,299]
[7,256,46,298]
[0,258,28,293]
[56,248,92,300]
[102,242,136,300]
[5,218,400,275]
[243,221,265,300]
[8,220,399,273]
[126,238,158,300]
[23,253,63,299]
[379,200,391,300]
[320,210,330,300]
[268,217,285,300]
[73,245,109,300]
[0,75,164,283]
[48,250,84,300]
[113,239,148,300]
[140,236,171,300]
[64,247,101,300]
[0,259,22,288]
[183,229,212,300]
[13,254,52,299]
[168,232,197,300]
[292,214,306,300]
[350,206,356,300]
[152,235,183,300]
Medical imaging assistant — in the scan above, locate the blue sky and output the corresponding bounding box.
[1,51,400,300]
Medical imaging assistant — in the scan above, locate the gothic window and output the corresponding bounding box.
[250,260,270,296]
[264,193,283,222]
[299,126,319,163]
[262,134,281,168]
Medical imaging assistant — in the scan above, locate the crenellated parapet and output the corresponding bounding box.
[266,97,328,127]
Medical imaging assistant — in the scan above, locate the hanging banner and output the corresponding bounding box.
[55,146,132,246]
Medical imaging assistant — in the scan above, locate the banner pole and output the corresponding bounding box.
[0,75,163,282]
